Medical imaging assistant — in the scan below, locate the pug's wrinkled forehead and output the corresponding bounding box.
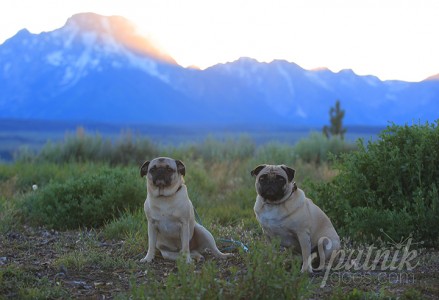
[140,157,186,178]
[251,164,295,183]
[261,165,287,176]
[150,157,176,169]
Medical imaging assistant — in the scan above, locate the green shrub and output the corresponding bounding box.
[110,133,160,165]
[13,129,357,169]
[250,133,355,167]
[310,122,439,246]
[189,135,256,162]
[294,132,356,164]
[102,209,147,240]
[183,160,218,211]
[0,162,97,194]
[252,142,296,166]
[22,166,145,230]
[15,129,160,166]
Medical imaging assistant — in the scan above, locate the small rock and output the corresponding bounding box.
[71,280,92,290]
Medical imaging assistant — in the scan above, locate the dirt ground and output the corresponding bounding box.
[0,226,246,299]
[1,226,438,299]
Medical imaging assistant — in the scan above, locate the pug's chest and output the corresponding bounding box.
[256,209,299,248]
[157,218,183,237]
[148,208,184,237]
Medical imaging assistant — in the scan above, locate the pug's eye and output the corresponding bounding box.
[259,176,266,182]
[150,166,157,173]
[276,175,286,184]
[166,166,173,172]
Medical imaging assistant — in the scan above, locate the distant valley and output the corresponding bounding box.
[0,118,385,161]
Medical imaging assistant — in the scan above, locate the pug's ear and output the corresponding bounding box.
[175,160,186,176]
[251,164,267,177]
[281,165,295,182]
[140,161,150,177]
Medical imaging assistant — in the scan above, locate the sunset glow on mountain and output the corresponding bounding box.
[1,0,439,82]
[65,13,177,65]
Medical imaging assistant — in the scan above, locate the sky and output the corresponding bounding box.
[0,0,438,82]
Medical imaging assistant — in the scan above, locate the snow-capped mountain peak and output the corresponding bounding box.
[0,13,438,126]
[31,13,177,85]
[61,13,176,65]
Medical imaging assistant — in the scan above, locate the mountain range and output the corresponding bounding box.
[0,12,438,128]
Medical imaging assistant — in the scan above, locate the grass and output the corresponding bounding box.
[119,239,313,300]
[0,128,437,299]
[54,244,136,272]
[0,265,70,299]
[0,196,22,233]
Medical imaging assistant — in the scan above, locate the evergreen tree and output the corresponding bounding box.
[323,100,346,140]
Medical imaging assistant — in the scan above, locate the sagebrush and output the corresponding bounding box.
[21,166,144,230]
[310,121,439,246]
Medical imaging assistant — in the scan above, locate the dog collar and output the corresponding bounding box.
[156,184,183,197]
[286,182,297,199]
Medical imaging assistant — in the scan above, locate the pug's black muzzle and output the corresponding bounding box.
[259,181,285,201]
[151,168,173,188]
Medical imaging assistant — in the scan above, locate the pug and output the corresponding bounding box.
[139,157,231,263]
[251,164,340,273]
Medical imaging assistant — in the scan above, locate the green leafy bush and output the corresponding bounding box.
[252,142,296,166]
[294,132,356,164]
[250,133,355,167]
[15,129,159,165]
[0,162,98,194]
[22,166,145,230]
[102,209,147,240]
[310,122,439,245]
[186,135,256,162]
